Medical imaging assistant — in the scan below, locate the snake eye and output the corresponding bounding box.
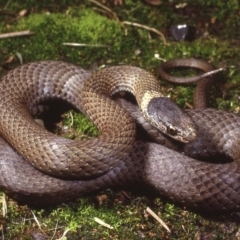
[167,126,177,136]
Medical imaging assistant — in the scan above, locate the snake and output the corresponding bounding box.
[158,57,224,108]
[0,60,239,211]
[0,61,195,179]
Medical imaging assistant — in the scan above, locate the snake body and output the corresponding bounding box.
[158,58,220,108]
[0,61,239,211]
[0,61,196,179]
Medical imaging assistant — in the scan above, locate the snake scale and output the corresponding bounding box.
[0,60,239,211]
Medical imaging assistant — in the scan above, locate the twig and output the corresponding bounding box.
[31,210,42,231]
[31,211,49,237]
[0,30,33,39]
[185,102,193,109]
[1,193,7,217]
[146,207,171,233]
[122,21,167,45]
[87,0,119,21]
[16,52,23,65]
[56,228,71,240]
[69,111,74,128]
[50,221,59,240]
[94,217,114,229]
[63,42,108,48]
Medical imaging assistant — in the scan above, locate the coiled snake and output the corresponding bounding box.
[0,60,239,211]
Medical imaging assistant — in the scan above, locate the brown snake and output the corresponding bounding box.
[0,61,195,179]
[0,60,239,211]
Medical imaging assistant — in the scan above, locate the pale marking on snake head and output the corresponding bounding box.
[140,90,164,114]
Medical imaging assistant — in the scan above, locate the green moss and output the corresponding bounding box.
[62,111,99,139]
[0,9,128,64]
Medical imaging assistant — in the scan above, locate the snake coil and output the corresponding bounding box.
[0,60,239,211]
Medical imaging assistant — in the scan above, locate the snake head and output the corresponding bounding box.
[143,96,197,143]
